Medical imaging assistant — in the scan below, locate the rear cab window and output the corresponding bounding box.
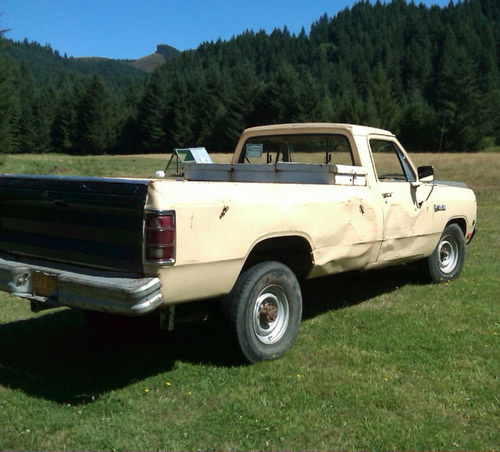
[239,134,354,166]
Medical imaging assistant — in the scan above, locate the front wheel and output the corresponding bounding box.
[225,261,302,363]
[424,223,466,283]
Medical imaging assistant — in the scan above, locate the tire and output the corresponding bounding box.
[424,223,466,283]
[225,261,302,363]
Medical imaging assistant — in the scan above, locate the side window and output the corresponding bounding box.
[370,139,415,182]
[241,134,354,165]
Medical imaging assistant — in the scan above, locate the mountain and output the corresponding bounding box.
[3,39,180,84]
[3,39,147,89]
[131,44,181,72]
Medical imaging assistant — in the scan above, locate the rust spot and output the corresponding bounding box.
[259,302,278,323]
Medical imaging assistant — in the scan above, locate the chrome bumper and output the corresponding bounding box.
[0,256,163,316]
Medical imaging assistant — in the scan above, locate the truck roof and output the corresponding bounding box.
[241,123,395,138]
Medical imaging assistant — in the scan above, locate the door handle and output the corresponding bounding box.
[382,192,393,198]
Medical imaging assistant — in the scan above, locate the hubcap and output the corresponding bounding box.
[252,284,289,344]
[438,236,458,274]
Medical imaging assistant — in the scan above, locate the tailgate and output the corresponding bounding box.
[0,175,150,274]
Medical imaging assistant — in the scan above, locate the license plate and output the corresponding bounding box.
[33,271,58,297]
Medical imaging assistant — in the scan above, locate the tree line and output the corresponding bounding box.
[1,0,499,155]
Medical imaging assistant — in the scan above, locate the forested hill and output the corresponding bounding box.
[3,40,176,85]
[1,0,499,155]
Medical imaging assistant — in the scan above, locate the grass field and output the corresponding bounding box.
[0,152,498,451]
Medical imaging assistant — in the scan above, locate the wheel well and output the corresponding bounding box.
[447,218,466,236]
[243,236,313,278]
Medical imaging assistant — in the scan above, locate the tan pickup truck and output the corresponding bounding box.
[0,123,477,362]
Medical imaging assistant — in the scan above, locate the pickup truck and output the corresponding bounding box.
[0,123,477,362]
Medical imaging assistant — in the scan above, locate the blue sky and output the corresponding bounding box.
[1,0,452,60]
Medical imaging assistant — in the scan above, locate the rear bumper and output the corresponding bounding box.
[0,256,163,316]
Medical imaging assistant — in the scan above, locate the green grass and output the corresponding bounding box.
[0,153,498,450]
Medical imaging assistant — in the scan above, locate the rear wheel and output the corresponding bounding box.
[424,224,466,283]
[225,261,302,363]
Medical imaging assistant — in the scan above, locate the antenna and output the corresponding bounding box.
[438,113,446,153]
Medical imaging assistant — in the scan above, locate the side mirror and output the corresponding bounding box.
[418,165,434,182]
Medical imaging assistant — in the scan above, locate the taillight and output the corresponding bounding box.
[145,211,175,264]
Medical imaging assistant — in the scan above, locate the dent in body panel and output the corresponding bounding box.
[308,195,382,277]
[381,186,420,239]
[376,181,434,262]
[376,181,476,263]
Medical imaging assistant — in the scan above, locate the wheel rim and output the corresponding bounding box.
[252,284,289,345]
[438,235,459,274]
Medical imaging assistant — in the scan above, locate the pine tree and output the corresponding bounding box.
[116,82,142,154]
[370,63,401,132]
[434,31,483,151]
[73,74,113,154]
[14,65,38,153]
[400,86,438,151]
[51,96,74,153]
[137,70,168,153]
[49,72,76,153]
[31,86,55,153]
[0,31,17,153]
[165,74,197,149]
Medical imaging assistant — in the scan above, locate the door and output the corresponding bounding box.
[370,138,432,263]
